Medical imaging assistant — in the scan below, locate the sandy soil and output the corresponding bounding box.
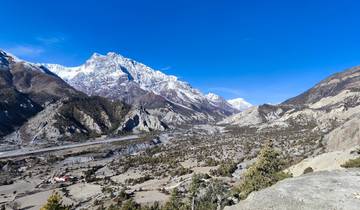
[111,169,144,184]
[14,190,53,210]
[0,178,43,204]
[180,159,199,168]
[67,183,102,201]
[132,177,170,191]
[192,166,218,174]
[134,190,170,205]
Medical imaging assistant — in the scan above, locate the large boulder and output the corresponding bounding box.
[225,169,360,210]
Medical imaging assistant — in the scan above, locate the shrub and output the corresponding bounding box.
[341,157,360,168]
[114,189,132,205]
[303,167,314,174]
[170,167,193,177]
[120,199,141,210]
[203,158,219,167]
[235,143,292,199]
[125,175,153,185]
[108,200,162,210]
[84,165,102,182]
[189,174,206,196]
[189,174,230,210]
[162,188,190,210]
[210,161,237,177]
[60,187,70,197]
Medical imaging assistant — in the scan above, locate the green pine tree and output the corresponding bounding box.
[40,192,69,210]
[236,143,292,199]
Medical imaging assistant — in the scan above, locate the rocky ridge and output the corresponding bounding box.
[221,66,360,152]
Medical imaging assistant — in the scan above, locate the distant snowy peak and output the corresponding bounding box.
[206,93,252,112]
[227,98,252,111]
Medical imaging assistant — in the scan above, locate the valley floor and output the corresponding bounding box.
[0,124,357,210]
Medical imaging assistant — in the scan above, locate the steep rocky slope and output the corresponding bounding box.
[0,50,80,137]
[0,88,42,137]
[4,96,130,146]
[45,52,239,124]
[0,50,167,145]
[283,66,360,105]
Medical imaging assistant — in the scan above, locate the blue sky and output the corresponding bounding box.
[1,0,360,104]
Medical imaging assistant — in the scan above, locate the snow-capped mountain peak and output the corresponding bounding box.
[45,52,240,123]
[227,98,252,111]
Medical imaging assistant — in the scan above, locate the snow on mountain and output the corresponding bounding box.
[46,52,203,105]
[206,93,238,113]
[206,93,223,102]
[44,52,238,123]
[227,98,252,111]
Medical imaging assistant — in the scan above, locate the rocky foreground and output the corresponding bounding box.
[225,169,360,210]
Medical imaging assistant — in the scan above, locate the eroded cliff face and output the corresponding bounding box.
[120,108,168,133]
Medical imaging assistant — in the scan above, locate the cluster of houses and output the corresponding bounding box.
[48,175,76,184]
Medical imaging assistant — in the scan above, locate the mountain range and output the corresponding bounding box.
[0,50,169,146]
[45,52,250,125]
[0,50,251,146]
[3,48,360,152]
